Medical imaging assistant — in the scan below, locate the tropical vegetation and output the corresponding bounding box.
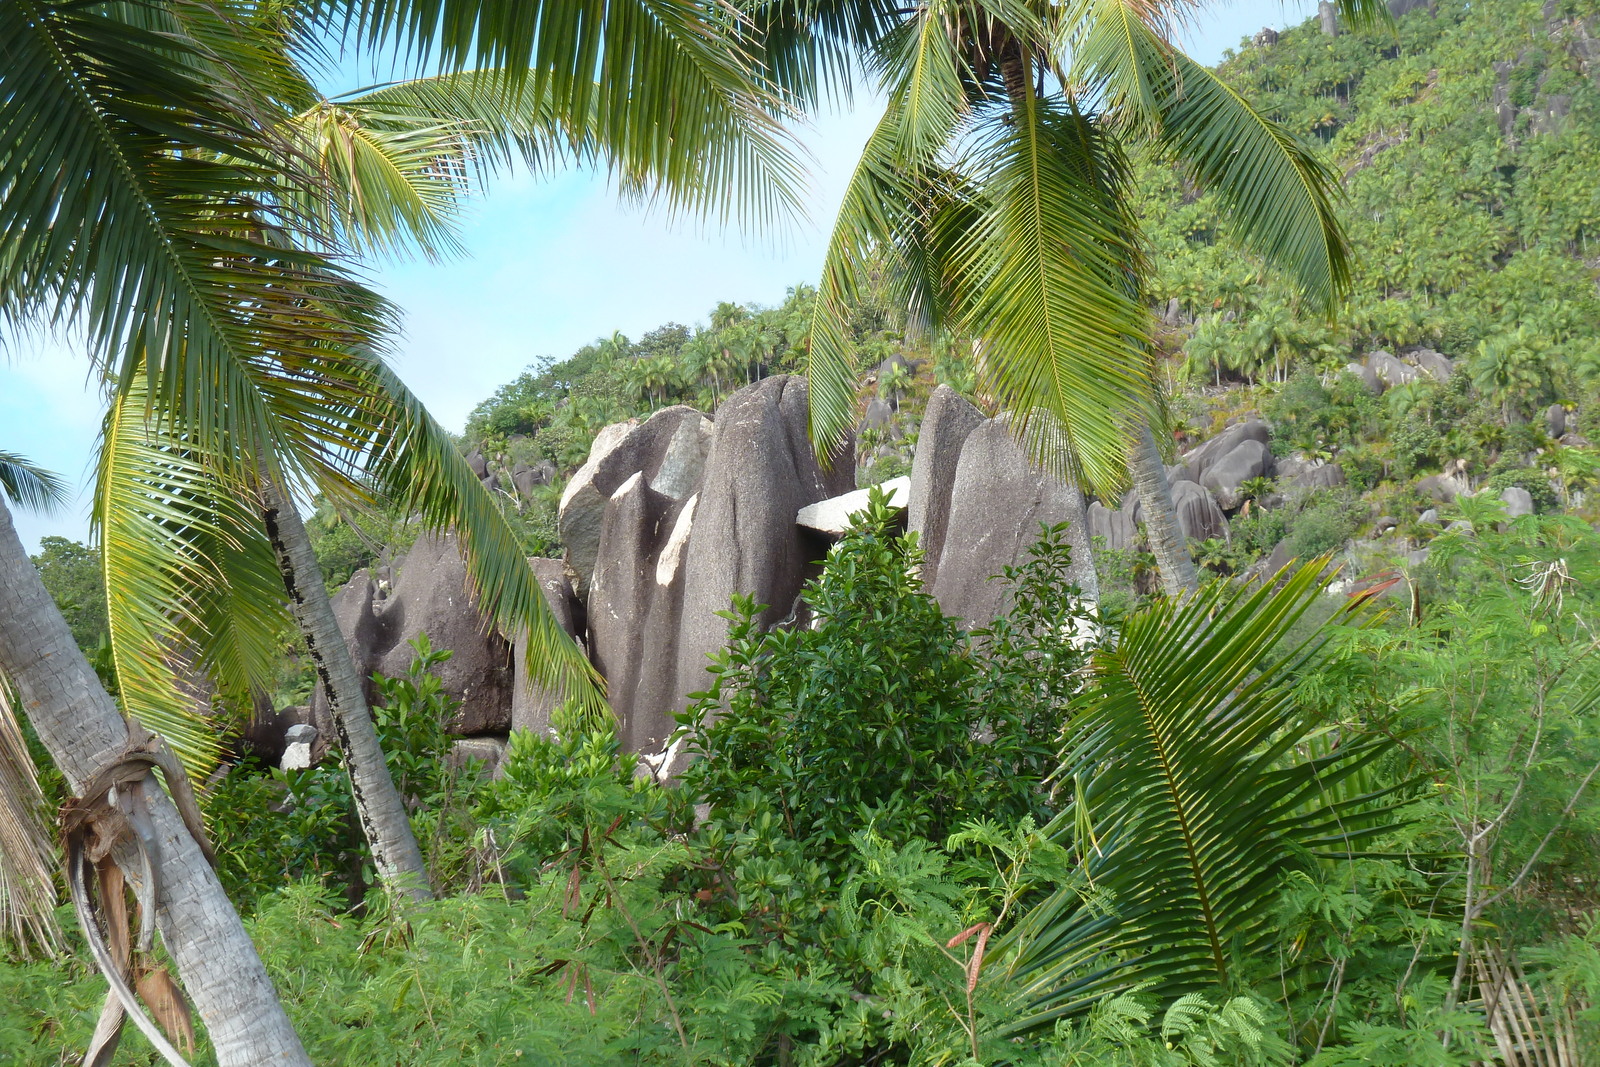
[5,0,1600,1063]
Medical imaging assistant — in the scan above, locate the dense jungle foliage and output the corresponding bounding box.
[12,493,1600,1064]
[11,0,1600,1062]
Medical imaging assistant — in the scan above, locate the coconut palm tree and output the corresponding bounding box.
[2,0,800,1059]
[791,0,1375,595]
[0,460,67,960]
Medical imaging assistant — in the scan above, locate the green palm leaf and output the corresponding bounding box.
[950,95,1151,496]
[807,105,939,466]
[0,0,389,464]
[279,98,476,260]
[276,69,614,261]
[1002,561,1404,1031]
[1073,0,1350,309]
[0,674,62,957]
[329,358,611,730]
[95,379,284,776]
[317,0,805,229]
[805,0,993,463]
[0,451,67,514]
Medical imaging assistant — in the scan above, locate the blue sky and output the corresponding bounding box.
[1,0,1319,553]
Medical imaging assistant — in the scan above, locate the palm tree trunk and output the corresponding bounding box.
[259,479,432,900]
[0,498,313,1066]
[1129,419,1199,596]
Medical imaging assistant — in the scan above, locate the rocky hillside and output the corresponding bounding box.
[268,0,1600,767]
[1118,0,1600,590]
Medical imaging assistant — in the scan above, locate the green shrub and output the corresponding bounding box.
[208,637,485,908]
[1483,466,1558,514]
[681,489,1085,873]
[1282,490,1366,559]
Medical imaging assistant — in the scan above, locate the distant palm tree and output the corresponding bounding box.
[1470,327,1549,421]
[793,0,1374,594]
[711,300,748,331]
[598,330,632,365]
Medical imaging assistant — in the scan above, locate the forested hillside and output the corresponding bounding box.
[435,0,1599,597]
[1148,0,1600,388]
[10,0,1600,1064]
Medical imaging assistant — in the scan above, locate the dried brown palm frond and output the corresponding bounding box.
[1473,940,1589,1067]
[0,675,62,959]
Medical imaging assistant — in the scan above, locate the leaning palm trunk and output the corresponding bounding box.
[0,497,312,1065]
[259,478,432,900]
[1128,419,1198,596]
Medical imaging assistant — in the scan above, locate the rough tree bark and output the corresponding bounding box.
[0,497,313,1065]
[1128,418,1199,596]
[259,478,432,900]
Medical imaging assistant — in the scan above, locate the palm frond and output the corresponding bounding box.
[317,0,805,230]
[278,99,475,261]
[805,0,987,464]
[1000,562,1404,1031]
[0,675,61,958]
[808,110,925,466]
[0,451,68,514]
[740,0,900,108]
[1073,0,1350,309]
[950,95,1152,496]
[0,0,391,465]
[94,381,285,778]
[278,67,618,262]
[1333,0,1395,34]
[805,112,978,465]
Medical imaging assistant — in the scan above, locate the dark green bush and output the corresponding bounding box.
[680,489,1084,872]
[1282,490,1367,559]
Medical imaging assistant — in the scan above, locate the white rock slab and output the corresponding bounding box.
[796,477,910,534]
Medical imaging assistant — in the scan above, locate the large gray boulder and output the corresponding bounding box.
[671,376,854,731]
[798,477,910,536]
[558,407,713,597]
[862,396,894,431]
[928,417,1098,629]
[448,737,507,778]
[1368,350,1419,389]
[308,569,405,754]
[1416,472,1472,503]
[1179,419,1271,483]
[1087,500,1137,552]
[511,458,557,498]
[1171,479,1229,543]
[376,533,514,736]
[1318,0,1339,35]
[1296,464,1347,491]
[1409,348,1454,381]
[1500,486,1535,518]
[510,557,584,737]
[1547,404,1568,438]
[1200,438,1274,510]
[1345,362,1383,395]
[588,474,694,755]
[907,385,987,583]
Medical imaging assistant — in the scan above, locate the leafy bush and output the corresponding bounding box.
[1282,490,1367,559]
[208,637,484,908]
[1483,466,1558,514]
[680,488,1081,870]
